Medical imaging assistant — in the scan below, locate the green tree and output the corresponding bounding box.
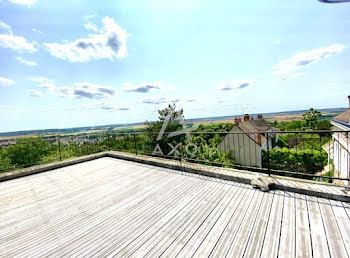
[302,108,321,130]
[144,103,186,155]
[316,119,332,130]
[0,138,56,171]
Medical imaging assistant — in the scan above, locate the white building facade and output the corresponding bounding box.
[331,96,350,185]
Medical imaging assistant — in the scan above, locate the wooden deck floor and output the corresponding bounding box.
[0,157,349,257]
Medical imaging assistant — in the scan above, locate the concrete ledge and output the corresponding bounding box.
[1,150,349,202]
[0,152,107,182]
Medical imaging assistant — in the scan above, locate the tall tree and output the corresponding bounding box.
[302,108,321,130]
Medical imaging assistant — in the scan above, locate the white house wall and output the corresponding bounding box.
[333,139,350,185]
[218,127,262,168]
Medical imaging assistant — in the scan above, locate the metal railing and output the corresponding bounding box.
[0,130,349,184]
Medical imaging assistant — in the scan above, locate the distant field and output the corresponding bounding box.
[189,110,341,124]
[0,107,346,140]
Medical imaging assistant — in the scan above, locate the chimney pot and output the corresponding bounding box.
[244,114,250,122]
[234,117,242,124]
[258,114,263,119]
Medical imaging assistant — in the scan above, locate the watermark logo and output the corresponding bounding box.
[152,110,197,156]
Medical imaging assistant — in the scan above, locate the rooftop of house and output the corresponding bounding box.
[233,115,273,146]
[236,118,273,133]
[332,108,350,126]
[1,156,349,257]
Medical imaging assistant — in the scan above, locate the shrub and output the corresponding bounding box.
[263,147,328,173]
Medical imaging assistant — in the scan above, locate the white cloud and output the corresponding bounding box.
[273,44,346,79]
[0,22,38,53]
[29,77,51,83]
[140,96,180,105]
[273,40,281,45]
[29,76,55,89]
[32,28,44,34]
[124,81,161,93]
[72,82,117,99]
[84,23,98,32]
[64,102,129,112]
[95,102,129,111]
[124,81,176,93]
[0,34,38,52]
[0,77,15,87]
[8,0,37,6]
[0,21,12,34]
[16,56,38,66]
[44,16,129,62]
[30,77,118,99]
[218,79,255,91]
[279,72,304,81]
[29,89,43,97]
[64,106,78,110]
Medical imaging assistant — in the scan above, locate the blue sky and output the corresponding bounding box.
[0,0,349,132]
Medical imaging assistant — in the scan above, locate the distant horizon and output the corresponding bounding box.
[0,106,346,135]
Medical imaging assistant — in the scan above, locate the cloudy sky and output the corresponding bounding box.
[0,0,349,132]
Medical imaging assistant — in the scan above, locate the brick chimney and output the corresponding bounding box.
[234,117,242,124]
[258,114,263,119]
[243,114,250,122]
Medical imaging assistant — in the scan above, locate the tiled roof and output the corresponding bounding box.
[332,108,350,124]
[235,119,273,146]
[236,119,272,133]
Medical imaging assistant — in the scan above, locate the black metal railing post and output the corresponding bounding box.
[266,132,270,176]
[133,133,137,155]
[57,137,62,161]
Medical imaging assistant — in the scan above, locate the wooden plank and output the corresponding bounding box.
[1,163,187,256]
[225,191,265,257]
[208,188,256,257]
[0,163,165,239]
[128,181,232,257]
[0,163,156,229]
[0,159,137,213]
[242,191,274,257]
[156,184,231,257]
[175,186,239,257]
[278,191,295,258]
[25,173,197,257]
[260,190,284,258]
[136,183,235,257]
[318,197,348,257]
[2,157,349,257]
[343,201,350,219]
[190,186,249,257]
[306,195,330,258]
[329,199,350,255]
[294,193,312,258]
[96,178,222,257]
[65,175,220,258]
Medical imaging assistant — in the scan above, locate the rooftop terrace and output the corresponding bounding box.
[1,157,349,257]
